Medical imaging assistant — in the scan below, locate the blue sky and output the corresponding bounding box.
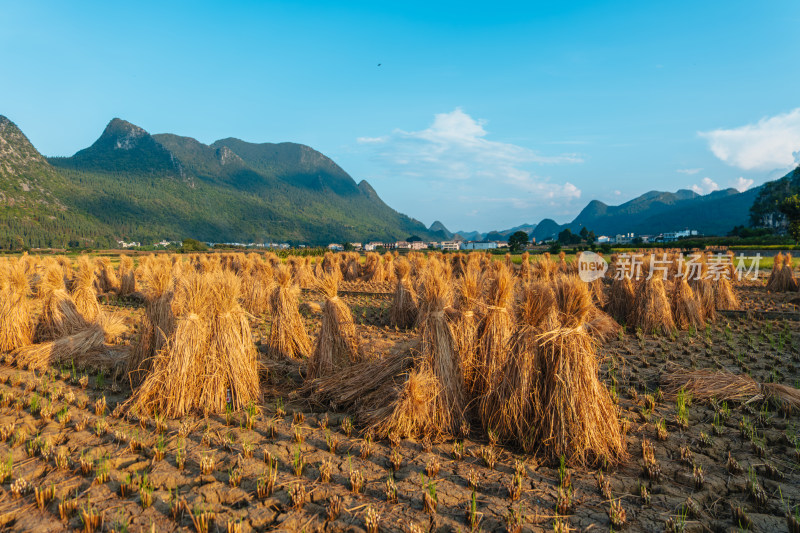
[2,0,799,232]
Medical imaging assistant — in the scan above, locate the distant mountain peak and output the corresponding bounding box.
[105,117,145,134]
[50,118,183,177]
[0,115,51,173]
[428,220,453,240]
[98,118,149,150]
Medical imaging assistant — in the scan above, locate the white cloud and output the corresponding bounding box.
[699,108,800,171]
[732,177,754,192]
[677,168,702,175]
[359,108,582,201]
[690,177,720,195]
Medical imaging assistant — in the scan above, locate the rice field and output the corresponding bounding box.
[0,250,798,532]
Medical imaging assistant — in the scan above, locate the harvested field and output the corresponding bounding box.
[0,250,798,532]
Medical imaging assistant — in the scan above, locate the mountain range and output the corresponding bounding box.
[0,115,439,248]
[1,113,793,250]
[442,183,769,243]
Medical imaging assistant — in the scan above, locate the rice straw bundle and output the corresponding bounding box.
[306,274,363,380]
[204,271,260,411]
[37,262,66,300]
[127,262,175,384]
[451,253,467,279]
[762,383,800,412]
[118,255,136,296]
[320,252,341,280]
[35,266,90,342]
[264,252,280,268]
[473,263,514,396]
[127,273,209,416]
[12,314,127,372]
[409,252,426,278]
[383,252,396,284]
[364,260,465,440]
[452,265,481,390]
[588,278,606,308]
[342,254,361,281]
[389,258,418,329]
[662,367,800,412]
[481,281,557,449]
[56,256,73,281]
[241,262,273,316]
[303,257,315,284]
[630,276,675,335]
[71,262,101,323]
[266,265,311,360]
[662,368,759,402]
[767,253,798,292]
[126,271,259,417]
[414,260,465,427]
[585,306,621,340]
[363,367,442,439]
[714,277,739,309]
[96,257,119,294]
[0,261,33,353]
[307,348,412,410]
[288,256,314,287]
[671,278,704,330]
[765,253,785,290]
[531,255,555,281]
[361,252,385,282]
[533,276,626,465]
[518,252,532,280]
[689,278,716,323]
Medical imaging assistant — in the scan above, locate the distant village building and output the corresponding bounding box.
[614,233,635,244]
[117,240,140,249]
[395,241,412,250]
[596,235,612,244]
[658,230,698,242]
[410,241,426,250]
[439,241,460,251]
[327,243,344,251]
[364,242,384,251]
[461,241,498,251]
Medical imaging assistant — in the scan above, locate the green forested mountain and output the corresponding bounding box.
[749,167,800,225]
[0,115,435,248]
[530,186,763,241]
[0,116,111,249]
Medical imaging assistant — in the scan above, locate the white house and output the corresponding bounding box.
[614,233,635,244]
[439,241,460,251]
[660,230,698,242]
[461,241,498,251]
